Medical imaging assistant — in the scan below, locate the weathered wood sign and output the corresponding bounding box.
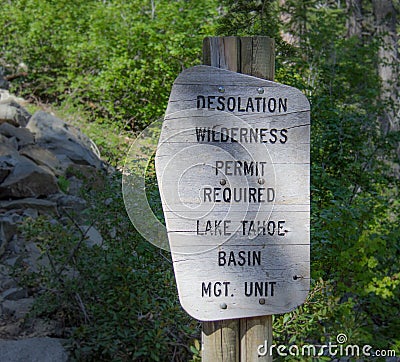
[155,65,310,321]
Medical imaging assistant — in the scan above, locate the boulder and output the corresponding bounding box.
[0,152,59,199]
[5,235,25,255]
[0,90,26,105]
[0,143,19,159]
[0,198,57,214]
[0,338,69,362]
[0,100,31,127]
[0,275,17,293]
[80,225,104,248]
[0,322,21,339]
[2,297,35,319]
[0,167,11,184]
[0,230,7,256]
[20,241,46,273]
[0,213,19,256]
[27,111,103,168]
[19,145,65,176]
[0,122,34,147]
[0,94,106,345]
[0,134,18,150]
[1,287,28,301]
[48,194,87,211]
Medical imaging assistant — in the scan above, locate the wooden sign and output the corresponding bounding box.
[155,65,310,321]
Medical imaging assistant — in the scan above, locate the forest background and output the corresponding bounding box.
[0,0,399,361]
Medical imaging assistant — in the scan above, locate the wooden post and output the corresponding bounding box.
[203,36,275,81]
[202,320,240,361]
[201,36,275,362]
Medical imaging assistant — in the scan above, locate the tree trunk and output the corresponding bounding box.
[372,0,399,137]
[346,0,363,39]
[279,0,300,46]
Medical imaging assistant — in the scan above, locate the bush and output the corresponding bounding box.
[0,0,217,130]
[16,172,199,361]
[216,0,400,355]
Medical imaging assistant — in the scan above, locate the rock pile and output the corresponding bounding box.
[0,89,104,253]
[0,89,105,358]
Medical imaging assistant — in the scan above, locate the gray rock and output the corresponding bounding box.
[6,237,25,255]
[0,198,57,214]
[0,322,21,338]
[0,122,34,147]
[22,208,39,219]
[22,242,46,272]
[1,287,28,301]
[0,338,69,362]
[0,134,18,150]
[384,357,399,362]
[0,153,59,199]
[27,111,102,168]
[25,318,64,339]
[0,90,26,105]
[0,232,6,256]
[109,226,117,239]
[0,101,31,127]
[80,225,104,248]
[0,143,19,159]
[0,214,18,255]
[53,154,74,172]
[0,78,10,90]
[19,145,65,176]
[2,297,35,319]
[0,168,10,184]
[3,256,20,267]
[0,148,14,183]
[48,194,87,211]
[0,276,17,293]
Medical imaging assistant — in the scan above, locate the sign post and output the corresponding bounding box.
[202,37,276,362]
[155,37,310,361]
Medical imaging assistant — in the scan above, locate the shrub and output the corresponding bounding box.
[0,0,217,130]
[17,172,199,361]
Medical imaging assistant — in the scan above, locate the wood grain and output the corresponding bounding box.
[203,37,275,80]
[155,66,310,321]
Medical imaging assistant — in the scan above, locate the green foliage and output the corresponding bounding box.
[3,0,400,359]
[57,176,70,193]
[217,0,400,355]
[217,0,279,36]
[273,280,375,361]
[0,0,217,130]
[188,339,202,362]
[300,5,400,351]
[16,173,199,361]
[216,0,296,65]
